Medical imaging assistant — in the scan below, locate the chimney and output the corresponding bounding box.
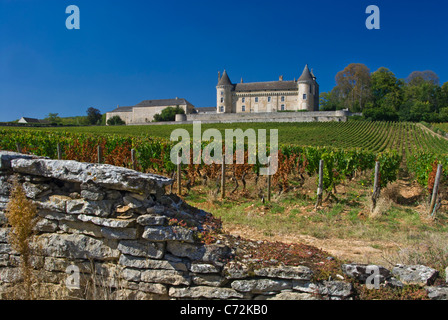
[241,77,244,83]
[279,75,283,81]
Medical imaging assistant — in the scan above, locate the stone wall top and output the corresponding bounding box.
[0,151,173,193]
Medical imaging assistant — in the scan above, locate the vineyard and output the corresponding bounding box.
[0,121,447,199]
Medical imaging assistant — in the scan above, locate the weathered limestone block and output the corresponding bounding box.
[0,267,21,283]
[34,195,71,213]
[168,286,244,299]
[342,263,391,283]
[231,278,292,294]
[145,205,166,215]
[100,227,138,240]
[141,269,191,286]
[113,289,166,300]
[34,218,58,233]
[0,212,7,226]
[192,274,226,287]
[0,151,37,171]
[58,220,103,238]
[142,226,194,243]
[317,280,353,298]
[136,214,167,226]
[291,280,319,294]
[118,254,187,272]
[77,214,135,228]
[0,228,9,243]
[266,291,320,300]
[37,233,120,261]
[0,175,11,196]
[189,263,221,274]
[37,210,78,222]
[121,268,141,282]
[138,282,168,295]
[426,286,448,300]
[22,182,51,199]
[0,253,9,267]
[10,158,172,193]
[223,262,250,279]
[117,240,165,259]
[254,265,314,281]
[80,190,105,201]
[66,199,114,217]
[0,243,12,254]
[43,257,91,274]
[166,242,232,266]
[392,264,439,286]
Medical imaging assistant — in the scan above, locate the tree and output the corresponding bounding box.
[45,113,62,125]
[319,90,344,111]
[86,107,102,125]
[406,70,440,86]
[153,106,185,122]
[363,67,403,121]
[107,115,125,126]
[334,63,371,112]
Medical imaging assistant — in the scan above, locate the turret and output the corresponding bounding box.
[298,64,318,111]
[216,70,234,113]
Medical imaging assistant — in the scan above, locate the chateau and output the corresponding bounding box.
[105,65,344,125]
[216,65,319,114]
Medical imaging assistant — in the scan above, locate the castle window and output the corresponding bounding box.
[281,96,285,102]
[242,97,245,103]
[303,94,307,100]
[220,97,224,103]
[281,104,285,111]
[242,105,246,112]
[268,96,271,102]
[219,106,224,112]
[255,97,258,103]
[221,91,224,96]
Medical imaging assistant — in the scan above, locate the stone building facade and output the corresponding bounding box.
[105,98,195,125]
[216,65,319,114]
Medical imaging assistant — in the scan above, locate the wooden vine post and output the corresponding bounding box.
[177,152,182,196]
[16,143,22,154]
[267,156,271,202]
[221,154,226,199]
[131,149,137,170]
[97,145,103,164]
[429,164,443,218]
[57,143,62,160]
[315,160,324,209]
[371,161,381,212]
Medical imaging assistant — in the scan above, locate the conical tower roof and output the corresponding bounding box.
[217,70,232,86]
[298,64,313,82]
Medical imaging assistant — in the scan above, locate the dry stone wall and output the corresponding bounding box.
[0,150,447,300]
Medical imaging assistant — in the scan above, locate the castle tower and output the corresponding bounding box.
[297,64,318,111]
[216,70,234,113]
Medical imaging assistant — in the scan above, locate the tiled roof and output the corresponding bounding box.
[234,80,297,92]
[135,98,193,107]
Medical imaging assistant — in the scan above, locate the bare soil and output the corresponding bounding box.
[222,223,398,267]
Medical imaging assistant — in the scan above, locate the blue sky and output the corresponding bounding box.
[0,0,447,121]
